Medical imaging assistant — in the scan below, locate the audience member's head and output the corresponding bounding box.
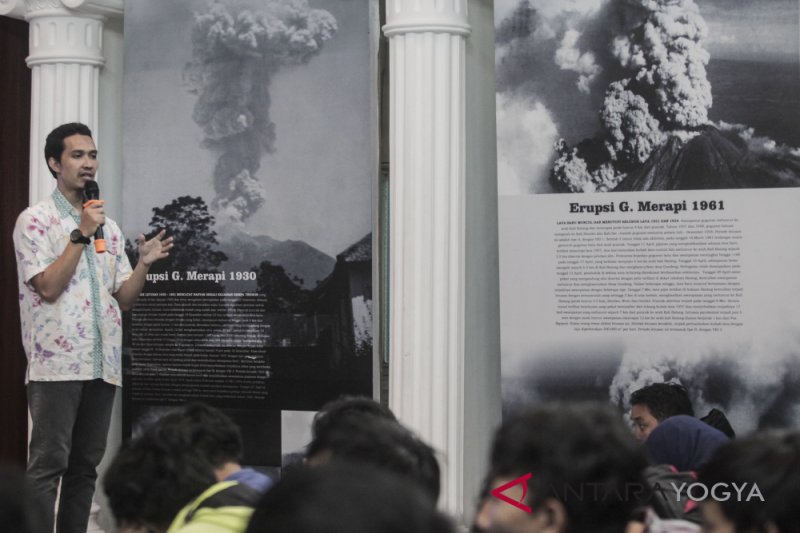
[310,395,397,439]
[698,430,800,533]
[630,382,694,441]
[645,414,729,471]
[159,402,243,470]
[245,462,453,533]
[103,421,217,533]
[475,402,648,533]
[306,411,440,503]
[151,402,273,494]
[0,465,40,533]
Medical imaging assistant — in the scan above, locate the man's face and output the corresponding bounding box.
[699,501,737,533]
[49,134,98,194]
[630,404,660,442]
[474,476,556,533]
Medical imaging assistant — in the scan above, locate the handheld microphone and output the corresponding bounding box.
[83,180,106,253]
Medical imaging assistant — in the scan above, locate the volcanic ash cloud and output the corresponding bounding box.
[184,0,337,225]
[551,0,712,192]
[555,29,602,94]
[494,0,627,192]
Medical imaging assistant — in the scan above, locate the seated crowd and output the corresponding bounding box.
[1,385,798,533]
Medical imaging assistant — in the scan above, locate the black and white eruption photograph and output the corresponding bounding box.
[495,0,800,434]
[120,0,376,462]
[495,0,800,194]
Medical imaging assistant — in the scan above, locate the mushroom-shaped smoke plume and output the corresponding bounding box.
[184,0,337,225]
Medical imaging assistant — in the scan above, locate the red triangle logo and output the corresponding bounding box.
[490,472,533,513]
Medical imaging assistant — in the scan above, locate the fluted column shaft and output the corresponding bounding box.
[384,0,470,516]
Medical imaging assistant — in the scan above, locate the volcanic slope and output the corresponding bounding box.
[614,126,800,191]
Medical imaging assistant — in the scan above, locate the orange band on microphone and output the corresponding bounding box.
[94,238,106,254]
[82,199,104,209]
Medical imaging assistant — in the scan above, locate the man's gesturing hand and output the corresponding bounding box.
[137,230,174,267]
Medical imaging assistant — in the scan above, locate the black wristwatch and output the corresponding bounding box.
[70,229,91,245]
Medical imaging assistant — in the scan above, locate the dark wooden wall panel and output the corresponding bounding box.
[0,15,31,467]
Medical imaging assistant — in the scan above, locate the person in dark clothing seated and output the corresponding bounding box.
[629,382,736,441]
[104,413,259,533]
[645,415,729,472]
[630,383,696,442]
[699,408,736,439]
[310,395,398,438]
[642,414,730,525]
[699,430,800,533]
[244,463,454,533]
[157,403,272,493]
[304,396,441,504]
[474,402,648,533]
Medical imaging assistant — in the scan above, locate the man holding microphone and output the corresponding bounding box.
[13,122,174,533]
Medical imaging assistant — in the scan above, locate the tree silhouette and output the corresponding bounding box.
[124,196,230,345]
[128,196,227,273]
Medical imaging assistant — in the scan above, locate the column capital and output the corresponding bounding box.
[26,11,105,67]
[0,0,122,20]
[61,0,122,18]
[383,0,470,37]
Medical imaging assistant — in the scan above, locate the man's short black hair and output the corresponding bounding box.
[44,122,93,179]
[630,382,694,421]
[103,420,217,531]
[311,395,397,439]
[306,411,440,503]
[245,463,453,533]
[699,430,800,532]
[487,402,648,532]
[158,402,244,468]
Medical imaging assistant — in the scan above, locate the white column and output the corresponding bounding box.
[26,3,104,203]
[384,0,480,518]
[0,0,121,204]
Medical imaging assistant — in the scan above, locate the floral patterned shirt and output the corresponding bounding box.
[13,188,133,385]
